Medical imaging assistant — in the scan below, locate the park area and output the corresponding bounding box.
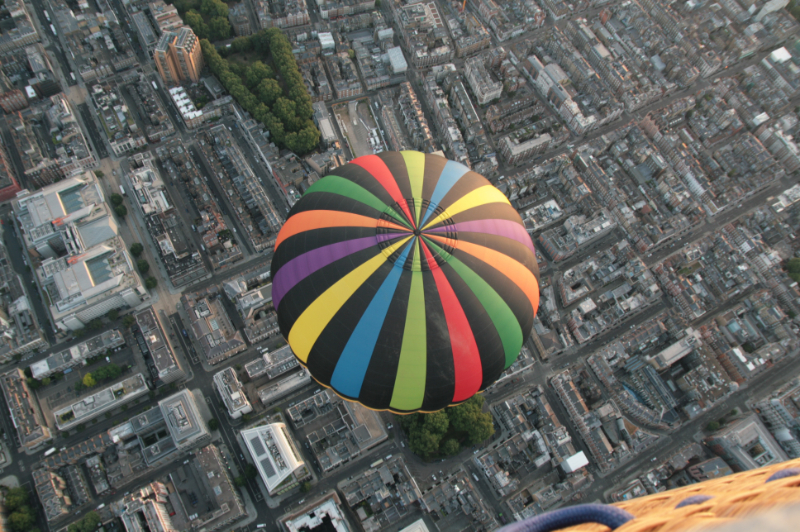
[333,99,386,158]
[398,395,495,460]
[201,29,320,155]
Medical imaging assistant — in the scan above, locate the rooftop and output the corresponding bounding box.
[241,423,305,493]
[158,389,209,449]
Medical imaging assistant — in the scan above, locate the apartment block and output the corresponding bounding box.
[213,367,253,419]
[465,55,503,105]
[154,27,204,86]
[0,368,51,451]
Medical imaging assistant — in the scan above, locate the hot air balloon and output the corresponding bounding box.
[271,151,539,413]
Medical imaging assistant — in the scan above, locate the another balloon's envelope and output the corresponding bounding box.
[271,151,539,413]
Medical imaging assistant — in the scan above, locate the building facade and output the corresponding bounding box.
[154,27,204,86]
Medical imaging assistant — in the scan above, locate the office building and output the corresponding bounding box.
[688,457,734,481]
[159,389,211,451]
[154,27,204,86]
[120,481,177,532]
[240,423,306,495]
[213,367,252,419]
[134,307,185,385]
[30,329,124,379]
[54,374,149,430]
[465,55,503,105]
[705,414,789,471]
[13,174,149,331]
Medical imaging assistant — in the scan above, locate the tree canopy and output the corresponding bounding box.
[201,28,320,155]
[4,487,29,513]
[129,243,144,257]
[399,395,494,460]
[83,373,97,388]
[67,511,101,532]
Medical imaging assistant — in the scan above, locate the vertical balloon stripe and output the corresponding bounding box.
[390,271,426,411]
[273,236,377,309]
[420,160,470,226]
[305,175,410,228]
[427,235,540,316]
[288,238,411,362]
[275,211,378,250]
[420,240,482,402]
[428,219,536,255]
[427,239,522,369]
[402,151,425,225]
[352,154,416,225]
[410,237,421,271]
[422,185,512,230]
[330,242,413,398]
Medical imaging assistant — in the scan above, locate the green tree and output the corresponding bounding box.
[348,48,355,59]
[114,205,128,218]
[8,509,34,532]
[300,481,312,492]
[441,438,460,456]
[122,315,135,328]
[4,487,29,513]
[234,475,246,487]
[130,242,144,257]
[229,36,253,54]
[468,412,495,444]
[184,10,210,39]
[110,193,123,206]
[448,395,494,444]
[200,0,228,17]
[409,429,440,459]
[83,373,97,388]
[94,170,104,178]
[423,410,449,435]
[707,421,721,432]
[244,464,258,479]
[137,259,150,274]
[256,79,281,107]
[208,418,219,430]
[42,377,51,386]
[107,309,119,321]
[67,511,100,532]
[208,16,231,41]
[145,277,158,289]
[245,61,273,89]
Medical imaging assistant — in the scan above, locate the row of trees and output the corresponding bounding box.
[398,395,494,460]
[201,28,320,155]
[81,363,123,388]
[66,511,101,532]
[109,193,127,218]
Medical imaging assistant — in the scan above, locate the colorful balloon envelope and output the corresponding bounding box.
[271,151,540,413]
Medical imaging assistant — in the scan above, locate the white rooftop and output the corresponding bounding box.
[241,423,304,493]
